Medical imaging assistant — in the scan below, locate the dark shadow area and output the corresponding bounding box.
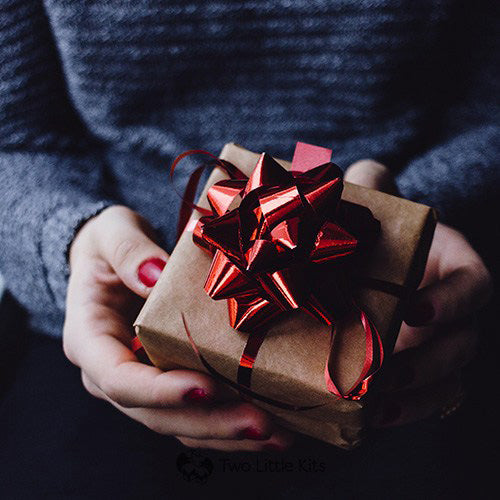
[0,293,498,499]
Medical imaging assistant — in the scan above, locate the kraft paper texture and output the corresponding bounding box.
[135,143,436,448]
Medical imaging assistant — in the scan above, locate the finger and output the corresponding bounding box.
[97,206,170,298]
[380,325,477,392]
[371,372,462,427]
[404,224,492,326]
[344,159,398,194]
[132,402,275,440]
[75,331,219,408]
[84,377,276,441]
[178,428,294,452]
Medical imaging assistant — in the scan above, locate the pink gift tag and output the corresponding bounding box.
[291,141,332,173]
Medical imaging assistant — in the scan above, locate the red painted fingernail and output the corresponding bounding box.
[183,388,210,403]
[393,365,414,390]
[379,401,402,425]
[405,300,434,326]
[138,258,166,287]
[238,426,268,441]
[262,443,284,453]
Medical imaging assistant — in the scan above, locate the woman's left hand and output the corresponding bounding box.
[344,160,493,427]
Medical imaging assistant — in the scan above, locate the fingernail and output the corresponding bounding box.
[378,401,402,426]
[238,426,269,441]
[262,443,284,453]
[405,300,434,326]
[138,258,166,287]
[393,365,414,390]
[183,388,210,403]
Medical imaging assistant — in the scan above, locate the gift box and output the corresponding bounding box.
[134,143,436,449]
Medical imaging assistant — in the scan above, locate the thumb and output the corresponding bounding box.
[344,159,398,194]
[97,206,170,298]
[404,224,492,326]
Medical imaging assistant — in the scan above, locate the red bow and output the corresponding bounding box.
[193,152,359,330]
[186,151,383,399]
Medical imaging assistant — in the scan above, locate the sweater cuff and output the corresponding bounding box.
[395,125,499,225]
[40,201,113,310]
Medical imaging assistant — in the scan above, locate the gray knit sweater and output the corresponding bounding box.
[0,0,498,338]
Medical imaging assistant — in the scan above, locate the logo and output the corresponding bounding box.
[176,450,214,484]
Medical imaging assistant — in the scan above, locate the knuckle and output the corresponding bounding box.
[147,374,174,407]
[347,159,388,175]
[62,337,77,365]
[347,159,374,169]
[112,237,141,269]
[345,160,395,192]
[102,371,143,408]
[113,396,135,408]
[100,375,125,405]
[80,373,91,391]
[81,373,100,398]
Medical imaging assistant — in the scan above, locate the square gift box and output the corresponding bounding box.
[134,143,436,449]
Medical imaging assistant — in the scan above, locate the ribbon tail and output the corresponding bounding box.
[170,149,250,241]
[176,164,207,240]
[325,307,384,401]
[170,150,213,224]
[237,329,267,396]
[182,314,322,411]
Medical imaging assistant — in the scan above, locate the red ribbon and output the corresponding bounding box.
[173,143,384,401]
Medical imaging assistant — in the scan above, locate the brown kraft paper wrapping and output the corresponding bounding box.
[134,143,437,449]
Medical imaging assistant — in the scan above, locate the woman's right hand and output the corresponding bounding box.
[63,205,292,452]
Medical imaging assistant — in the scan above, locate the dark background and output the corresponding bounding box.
[1,289,498,499]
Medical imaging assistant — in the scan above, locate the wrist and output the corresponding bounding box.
[68,213,98,268]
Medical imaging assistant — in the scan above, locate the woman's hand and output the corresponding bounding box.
[63,205,292,452]
[344,161,493,427]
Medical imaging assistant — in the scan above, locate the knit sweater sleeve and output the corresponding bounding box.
[397,125,499,223]
[0,153,112,312]
[0,1,114,327]
[396,3,499,247]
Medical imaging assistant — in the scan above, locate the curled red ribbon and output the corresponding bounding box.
[171,145,384,402]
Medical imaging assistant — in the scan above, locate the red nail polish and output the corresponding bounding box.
[379,401,402,425]
[238,426,268,441]
[262,443,284,453]
[183,388,210,403]
[138,258,166,287]
[405,301,434,326]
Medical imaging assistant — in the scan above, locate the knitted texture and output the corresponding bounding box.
[0,0,498,337]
